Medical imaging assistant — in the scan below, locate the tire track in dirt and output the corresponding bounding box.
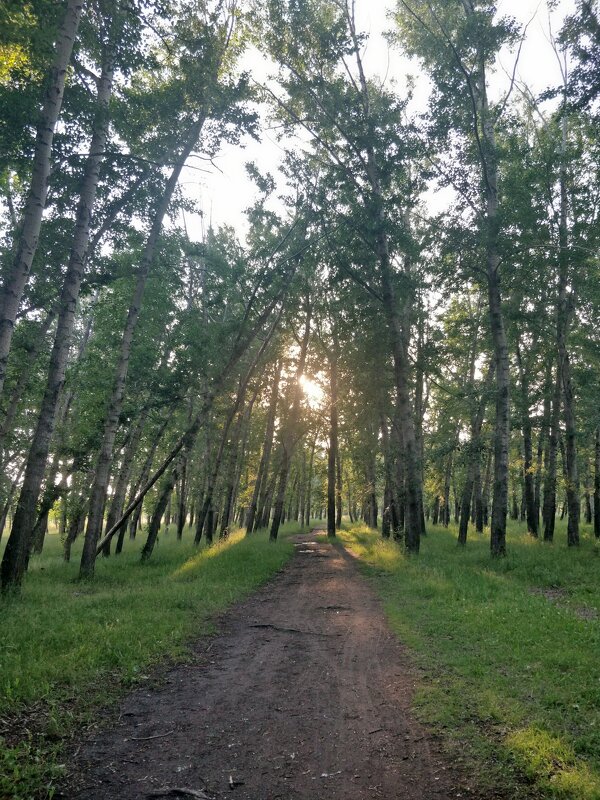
[60,532,478,799]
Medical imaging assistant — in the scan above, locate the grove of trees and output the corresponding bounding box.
[0,0,599,594]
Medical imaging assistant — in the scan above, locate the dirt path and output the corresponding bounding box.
[61,533,474,800]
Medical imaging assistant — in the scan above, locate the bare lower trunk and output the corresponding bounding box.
[258,467,278,530]
[543,363,561,542]
[220,386,259,538]
[141,457,183,561]
[119,414,171,549]
[458,362,493,545]
[380,415,399,538]
[535,360,552,526]
[103,407,147,556]
[443,453,452,528]
[270,299,311,541]
[391,416,405,538]
[327,351,338,539]
[0,464,24,543]
[336,450,343,529]
[595,427,600,539]
[196,410,238,545]
[488,268,509,556]
[516,341,537,536]
[0,0,83,397]
[304,434,317,528]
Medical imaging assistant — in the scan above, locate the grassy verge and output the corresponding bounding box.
[339,520,600,800]
[0,525,297,799]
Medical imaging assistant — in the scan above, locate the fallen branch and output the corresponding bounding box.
[131,729,175,741]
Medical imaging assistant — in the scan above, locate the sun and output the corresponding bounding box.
[299,374,324,408]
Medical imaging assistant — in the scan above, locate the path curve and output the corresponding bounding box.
[61,533,473,799]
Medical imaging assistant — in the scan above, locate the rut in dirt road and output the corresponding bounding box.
[61,533,476,800]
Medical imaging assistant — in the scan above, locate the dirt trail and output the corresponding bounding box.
[61,533,475,800]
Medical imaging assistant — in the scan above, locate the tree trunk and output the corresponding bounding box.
[304,433,317,528]
[432,495,440,526]
[0,0,84,398]
[595,427,600,539]
[94,264,290,558]
[80,121,206,578]
[103,407,147,556]
[195,405,239,545]
[246,362,281,534]
[118,413,171,548]
[220,385,259,538]
[516,341,537,536]
[458,362,493,545]
[270,298,311,541]
[380,414,400,537]
[349,19,422,553]
[259,468,278,530]
[535,360,553,526]
[141,456,183,561]
[542,363,561,541]
[0,309,56,464]
[443,453,452,528]
[0,463,25,543]
[327,348,338,539]
[336,449,343,529]
[1,49,115,593]
[557,97,579,547]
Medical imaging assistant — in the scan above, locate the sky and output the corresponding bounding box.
[180,0,570,243]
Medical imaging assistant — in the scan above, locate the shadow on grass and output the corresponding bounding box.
[339,522,600,800]
[0,525,297,799]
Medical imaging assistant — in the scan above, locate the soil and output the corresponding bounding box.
[59,532,482,800]
[530,586,598,621]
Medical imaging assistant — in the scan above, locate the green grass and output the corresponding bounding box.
[0,524,297,799]
[339,519,600,800]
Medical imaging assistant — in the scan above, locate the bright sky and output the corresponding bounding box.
[180,0,570,242]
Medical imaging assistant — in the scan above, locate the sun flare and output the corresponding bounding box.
[299,374,324,407]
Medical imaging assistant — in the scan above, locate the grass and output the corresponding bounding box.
[339,519,600,800]
[0,524,297,799]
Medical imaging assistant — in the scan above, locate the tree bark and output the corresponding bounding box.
[535,359,553,526]
[1,48,115,592]
[220,384,259,538]
[141,455,183,561]
[270,298,311,541]
[327,346,338,539]
[0,309,56,465]
[458,362,494,545]
[347,20,422,552]
[304,433,317,528]
[80,121,205,578]
[595,427,600,539]
[543,362,561,542]
[516,340,537,536]
[0,0,84,398]
[103,407,147,556]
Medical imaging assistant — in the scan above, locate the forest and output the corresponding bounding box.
[0,0,599,799]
